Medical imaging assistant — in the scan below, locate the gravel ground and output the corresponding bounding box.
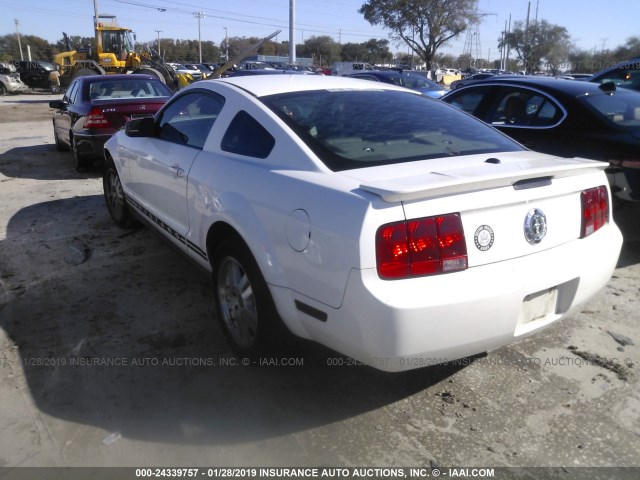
[0,92,639,475]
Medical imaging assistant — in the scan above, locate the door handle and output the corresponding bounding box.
[170,165,184,178]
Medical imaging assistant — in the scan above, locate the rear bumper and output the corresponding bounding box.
[275,223,622,372]
[74,132,113,159]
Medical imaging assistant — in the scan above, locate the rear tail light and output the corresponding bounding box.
[580,185,609,238]
[376,213,468,279]
[85,107,111,128]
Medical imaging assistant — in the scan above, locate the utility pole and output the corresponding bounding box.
[14,19,24,60]
[505,14,511,71]
[289,0,296,65]
[223,27,228,63]
[155,30,162,56]
[194,11,205,63]
[524,1,531,74]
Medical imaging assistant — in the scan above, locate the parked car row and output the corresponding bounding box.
[48,66,640,204]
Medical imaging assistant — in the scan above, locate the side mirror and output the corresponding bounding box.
[49,100,65,109]
[125,116,155,137]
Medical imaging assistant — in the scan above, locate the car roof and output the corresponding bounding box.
[77,74,158,82]
[212,74,414,97]
[454,75,624,97]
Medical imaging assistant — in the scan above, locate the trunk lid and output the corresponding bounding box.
[347,151,609,268]
[91,98,167,129]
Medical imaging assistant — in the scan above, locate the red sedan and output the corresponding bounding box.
[49,74,173,171]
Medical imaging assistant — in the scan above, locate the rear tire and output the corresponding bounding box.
[71,137,88,172]
[133,67,165,83]
[0,83,6,96]
[53,125,68,151]
[103,157,136,229]
[212,239,281,356]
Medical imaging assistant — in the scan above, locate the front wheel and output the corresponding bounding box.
[103,157,136,228]
[212,240,281,355]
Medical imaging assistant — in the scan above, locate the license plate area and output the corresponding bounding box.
[129,113,154,119]
[522,288,558,321]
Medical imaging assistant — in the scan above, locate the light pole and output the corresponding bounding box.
[289,0,296,65]
[14,19,24,61]
[194,11,205,63]
[223,27,228,63]
[155,30,162,57]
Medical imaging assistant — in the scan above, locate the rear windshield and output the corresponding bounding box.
[262,89,522,171]
[580,90,640,128]
[87,79,173,100]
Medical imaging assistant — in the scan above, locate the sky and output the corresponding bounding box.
[1,0,639,61]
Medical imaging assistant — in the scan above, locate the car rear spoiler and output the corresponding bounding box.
[359,159,607,203]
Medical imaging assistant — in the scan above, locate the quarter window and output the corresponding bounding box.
[221,111,275,159]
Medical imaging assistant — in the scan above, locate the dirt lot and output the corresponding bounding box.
[1,93,639,474]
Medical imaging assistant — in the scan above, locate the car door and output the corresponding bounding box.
[480,86,566,150]
[128,91,224,243]
[447,85,566,151]
[52,80,80,145]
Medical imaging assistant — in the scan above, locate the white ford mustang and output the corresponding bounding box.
[103,74,622,371]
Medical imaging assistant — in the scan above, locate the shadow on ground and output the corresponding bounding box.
[0,195,462,446]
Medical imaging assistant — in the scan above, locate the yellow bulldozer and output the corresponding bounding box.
[53,13,184,91]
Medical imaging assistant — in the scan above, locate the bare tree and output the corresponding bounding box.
[359,0,478,70]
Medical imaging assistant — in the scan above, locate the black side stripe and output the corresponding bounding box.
[126,194,208,261]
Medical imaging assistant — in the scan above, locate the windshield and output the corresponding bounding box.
[38,62,55,72]
[403,74,441,90]
[124,31,135,56]
[262,89,522,171]
[581,90,640,128]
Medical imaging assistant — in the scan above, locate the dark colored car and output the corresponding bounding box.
[590,57,640,92]
[442,76,640,202]
[49,74,173,171]
[449,72,496,90]
[346,70,446,98]
[14,60,56,90]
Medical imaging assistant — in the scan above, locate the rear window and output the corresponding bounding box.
[262,89,522,171]
[581,90,640,128]
[87,79,172,100]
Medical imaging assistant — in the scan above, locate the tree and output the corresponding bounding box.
[298,36,341,66]
[364,38,393,64]
[341,42,368,62]
[501,19,570,73]
[614,36,640,61]
[359,0,478,70]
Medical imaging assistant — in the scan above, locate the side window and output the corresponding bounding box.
[489,88,561,127]
[221,111,275,159]
[158,92,224,149]
[64,81,79,104]
[447,86,491,114]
